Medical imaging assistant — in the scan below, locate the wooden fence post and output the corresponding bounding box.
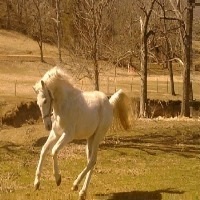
[131,77,133,92]
[15,80,17,96]
[157,78,158,93]
[167,78,168,93]
[82,80,84,90]
[114,77,116,92]
[107,76,109,94]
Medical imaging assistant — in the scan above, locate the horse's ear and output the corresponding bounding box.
[41,80,45,88]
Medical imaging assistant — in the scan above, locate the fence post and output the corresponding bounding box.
[107,76,109,94]
[15,80,17,96]
[157,78,158,93]
[114,77,117,92]
[81,80,83,90]
[167,78,168,93]
[131,77,133,92]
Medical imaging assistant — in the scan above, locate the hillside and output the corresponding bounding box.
[0,30,62,119]
[1,31,200,200]
[0,30,126,100]
[1,29,200,112]
[0,30,72,100]
[0,30,115,120]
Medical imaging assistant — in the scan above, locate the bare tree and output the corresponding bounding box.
[169,0,193,117]
[138,0,157,117]
[28,0,53,62]
[55,0,62,62]
[6,0,11,29]
[32,0,45,62]
[108,1,140,75]
[73,0,114,90]
[156,0,176,96]
[4,0,28,31]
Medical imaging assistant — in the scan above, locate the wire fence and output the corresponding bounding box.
[0,81,35,99]
[77,74,200,100]
[1,74,200,122]
[1,74,200,100]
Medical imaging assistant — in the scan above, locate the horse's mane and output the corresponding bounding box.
[34,67,73,92]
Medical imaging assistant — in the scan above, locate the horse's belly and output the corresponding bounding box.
[74,108,112,140]
[74,117,99,140]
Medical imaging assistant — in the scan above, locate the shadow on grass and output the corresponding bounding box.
[0,141,20,152]
[101,132,200,158]
[26,125,200,158]
[95,188,184,200]
[32,136,87,147]
[33,136,48,147]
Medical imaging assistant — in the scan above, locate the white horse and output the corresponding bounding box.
[33,67,132,200]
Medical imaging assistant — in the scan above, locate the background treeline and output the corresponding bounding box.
[1,0,200,117]
[1,0,199,62]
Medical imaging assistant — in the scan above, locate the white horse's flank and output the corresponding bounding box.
[33,67,132,199]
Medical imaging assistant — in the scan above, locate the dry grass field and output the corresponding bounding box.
[1,29,200,200]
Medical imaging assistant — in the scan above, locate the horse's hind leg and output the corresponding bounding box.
[79,140,97,200]
[34,130,58,190]
[72,133,103,200]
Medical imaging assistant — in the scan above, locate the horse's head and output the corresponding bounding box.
[34,80,53,131]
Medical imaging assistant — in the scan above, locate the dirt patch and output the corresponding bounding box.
[132,98,200,118]
[2,98,200,129]
[147,99,181,118]
[2,101,41,128]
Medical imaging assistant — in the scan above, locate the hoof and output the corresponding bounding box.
[34,182,40,191]
[56,174,62,186]
[79,192,86,200]
[79,196,86,200]
[71,185,78,191]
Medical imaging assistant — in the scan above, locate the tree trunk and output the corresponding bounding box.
[168,61,176,96]
[6,0,11,29]
[93,31,99,91]
[181,0,193,117]
[181,50,191,116]
[38,23,44,62]
[39,42,44,62]
[33,0,44,63]
[92,2,99,91]
[162,1,176,96]
[55,0,62,63]
[139,0,156,117]
[94,59,99,91]
[165,38,176,96]
[140,34,148,117]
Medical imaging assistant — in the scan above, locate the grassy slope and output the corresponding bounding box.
[0,120,200,200]
[0,30,200,200]
[0,29,58,56]
[0,30,54,102]
[1,29,200,102]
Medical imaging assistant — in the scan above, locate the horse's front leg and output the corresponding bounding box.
[51,132,73,186]
[34,130,58,190]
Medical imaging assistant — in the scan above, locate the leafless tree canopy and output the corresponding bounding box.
[0,0,199,116]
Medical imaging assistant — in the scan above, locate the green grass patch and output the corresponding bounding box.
[0,120,200,199]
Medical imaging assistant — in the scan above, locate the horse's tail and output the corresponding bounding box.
[109,89,133,130]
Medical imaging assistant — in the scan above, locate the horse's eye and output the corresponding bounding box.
[44,99,47,104]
